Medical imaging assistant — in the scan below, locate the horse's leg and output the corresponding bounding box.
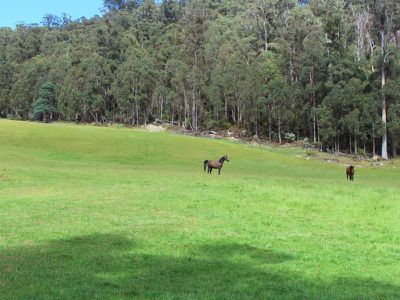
[218,168,221,175]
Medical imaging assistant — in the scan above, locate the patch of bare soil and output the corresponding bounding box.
[143,124,166,132]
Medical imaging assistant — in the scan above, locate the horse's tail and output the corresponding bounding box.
[203,160,208,172]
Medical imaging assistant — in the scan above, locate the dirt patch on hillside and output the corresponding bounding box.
[143,124,166,132]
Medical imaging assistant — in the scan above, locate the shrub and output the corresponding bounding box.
[205,119,217,130]
[218,119,231,130]
[284,132,296,143]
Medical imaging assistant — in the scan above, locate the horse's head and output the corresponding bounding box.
[223,155,229,162]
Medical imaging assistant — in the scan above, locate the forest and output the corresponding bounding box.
[0,0,399,158]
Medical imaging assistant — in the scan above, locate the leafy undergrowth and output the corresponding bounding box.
[0,120,399,299]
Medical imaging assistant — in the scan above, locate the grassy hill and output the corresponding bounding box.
[0,119,399,299]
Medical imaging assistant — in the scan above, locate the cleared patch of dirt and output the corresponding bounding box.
[143,124,166,132]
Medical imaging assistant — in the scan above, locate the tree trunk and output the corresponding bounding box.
[372,124,376,157]
[254,109,259,137]
[160,93,164,120]
[268,105,272,142]
[268,119,272,142]
[144,104,149,125]
[136,103,139,125]
[349,135,352,155]
[313,114,317,144]
[183,88,188,128]
[192,86,197,131]
[381,63,388,159]
[380,29,388,160]
[171,106,175,125]
[231,109,236,123]
[354,136,358,155]
[278,114,282,144]
[224,96,228,120]
[310,65,317,143]
[263,16,268,51]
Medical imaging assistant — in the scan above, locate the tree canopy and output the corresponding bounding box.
[0,0,399,157]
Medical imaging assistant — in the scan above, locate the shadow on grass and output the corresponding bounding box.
[0,234,398,299]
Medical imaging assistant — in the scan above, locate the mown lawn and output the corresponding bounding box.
[0,119,399,299]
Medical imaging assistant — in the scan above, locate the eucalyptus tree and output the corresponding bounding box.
[370,0,400,159]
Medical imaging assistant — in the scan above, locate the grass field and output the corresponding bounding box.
[0,119,399,299]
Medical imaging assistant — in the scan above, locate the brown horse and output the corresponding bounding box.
[204,155,229,175]
[346,165,355,181]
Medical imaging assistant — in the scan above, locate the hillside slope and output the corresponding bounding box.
[0,120,399,299]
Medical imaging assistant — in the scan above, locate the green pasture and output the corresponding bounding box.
[0,119,399,299]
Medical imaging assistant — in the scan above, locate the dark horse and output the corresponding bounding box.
[346,165,355,181]
[204,155,229,175]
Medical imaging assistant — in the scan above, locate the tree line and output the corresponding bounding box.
[0,0,400,158]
